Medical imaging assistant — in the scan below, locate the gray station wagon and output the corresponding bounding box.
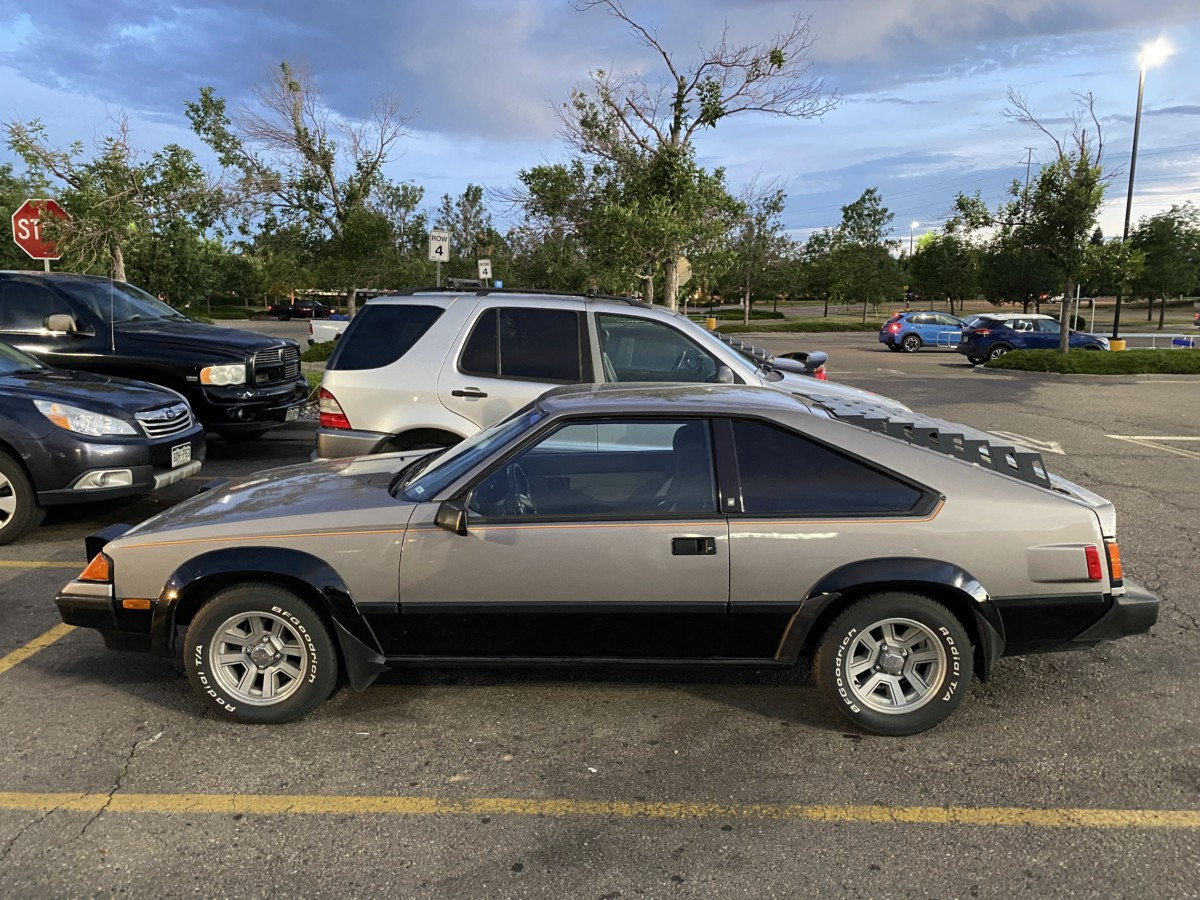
[55,384,1158,735]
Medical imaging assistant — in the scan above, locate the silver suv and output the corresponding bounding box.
[315,289,909,458]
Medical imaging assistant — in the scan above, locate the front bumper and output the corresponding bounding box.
[35,428,206,507]
[315,426,388,459]
[188,376,309,430]
[54,579,151,652]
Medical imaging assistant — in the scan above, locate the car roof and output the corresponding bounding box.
[536,382,816,419]
[366,287,650,308]
[0,271,123,283]
[982,312,1057,320]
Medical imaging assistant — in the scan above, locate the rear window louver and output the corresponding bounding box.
[811,396,1051,489]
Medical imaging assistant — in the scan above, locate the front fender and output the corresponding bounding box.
[778,557,1006,681]
[152,546,388,690]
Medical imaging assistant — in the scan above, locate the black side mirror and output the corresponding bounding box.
[435,498,468,536]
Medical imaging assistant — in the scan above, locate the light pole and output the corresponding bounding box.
[1113,38,1171,339]
[909,221,918,258]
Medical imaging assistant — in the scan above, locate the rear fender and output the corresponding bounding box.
[152,546,388,690]
[778,557,1005,681]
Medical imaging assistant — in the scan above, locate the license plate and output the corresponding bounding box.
[171,443,192,468]
[285,406,300,422]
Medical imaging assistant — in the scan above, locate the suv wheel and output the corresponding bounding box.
[966,355,985,365]
[184,583,338,723]
[813,593,972,736]
[901,334,922,353]
[0,452,43,545]
[987,344,1011,360]
[886,344,901,352]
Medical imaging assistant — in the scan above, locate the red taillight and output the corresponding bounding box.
[308,321,313,335]
[1084,546,1103,581]
[973,328,990,336]
[318,387,350,430]
[889,323,901,332]
[814,366,828,381]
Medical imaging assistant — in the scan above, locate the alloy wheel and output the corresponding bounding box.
[842,617,946,714]
[209,610,310,706]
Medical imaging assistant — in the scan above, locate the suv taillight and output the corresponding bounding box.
[973,328,989,336]
[318,388,350,430]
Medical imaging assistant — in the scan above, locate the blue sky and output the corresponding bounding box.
[1,0,1197,246]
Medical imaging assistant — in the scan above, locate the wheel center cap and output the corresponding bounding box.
[248,643,276,667]
[879,650,905,675]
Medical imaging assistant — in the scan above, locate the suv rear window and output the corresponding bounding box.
[327,305,443,370]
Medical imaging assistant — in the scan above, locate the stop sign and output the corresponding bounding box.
[11,198,70,260]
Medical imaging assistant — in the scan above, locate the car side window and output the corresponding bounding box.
[1010,319,1034,332]
[908,314,932,325]
[460,307,582,383]
[936,315,960,326]
[731,419,924,516]
[0,281,74,332]
[596,313,719,383]
[467,419,718,519]
[1036,319,1061,333]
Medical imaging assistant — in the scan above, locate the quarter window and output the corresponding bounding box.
[460,308,582,383]
[467,419,718,519]
[731,419,924,516]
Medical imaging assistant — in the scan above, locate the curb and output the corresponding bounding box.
[974,368,1200,384]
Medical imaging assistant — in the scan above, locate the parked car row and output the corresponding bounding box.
[879,308,1110,362]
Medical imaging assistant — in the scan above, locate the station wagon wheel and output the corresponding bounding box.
[0,452,44,545]
[183,583,338,724]
[901,334,922,353]
[813,592,972,736]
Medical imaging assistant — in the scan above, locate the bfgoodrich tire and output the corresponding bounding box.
[0,451,44,545]
[184,583,338,723]
[813,593,972,736]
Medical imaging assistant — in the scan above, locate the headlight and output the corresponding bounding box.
[200,363,246,386]
[34,400,137,437]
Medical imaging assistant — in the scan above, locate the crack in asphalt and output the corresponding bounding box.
[79,730,163,838]
[0,800,71,863]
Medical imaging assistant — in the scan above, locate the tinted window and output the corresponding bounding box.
[468,419,718,519]
[908,314,933,324]
[328,304,443,370]
[57,279,184,323]
[460,307,582,383]
[0,281,74,331]
[935,315,961,326]
[732,419,923,516]
[1035,318,1060,333]
[597,314,719,383]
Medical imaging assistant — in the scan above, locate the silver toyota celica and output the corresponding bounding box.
[56,383,1158,735]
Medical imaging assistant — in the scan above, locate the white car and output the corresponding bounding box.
[315,289,912,458]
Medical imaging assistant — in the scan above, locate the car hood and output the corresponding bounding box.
[118,451,429,545]
[770,370,912,413]
[119,319,295,355]
[0,367,185,415]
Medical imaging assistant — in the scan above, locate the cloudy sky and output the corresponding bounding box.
[1,0,1197,245]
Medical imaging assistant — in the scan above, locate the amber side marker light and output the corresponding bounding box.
[79,553,111,583]
[121,598,153,611]
[1106,541,1124,584]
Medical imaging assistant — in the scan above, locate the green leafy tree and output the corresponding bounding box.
[831,188,899,321]
[910,230,977,314]
[1130,203,1200,329]
[5,115,219,282]
[797,228,838,315]
[729,185,789,324]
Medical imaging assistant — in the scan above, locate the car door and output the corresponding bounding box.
[395,417,730,659]
[438,301,593,432]
[723,418,934,659]
[0,277,106,369]
[932,314,963,347]
[1033,318,1061,348]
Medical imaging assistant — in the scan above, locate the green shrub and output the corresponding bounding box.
[986,348,1200,374]
[301,341,336,362]
[703,309,786,321]
[304,372,323,392]
[717,319,881,334]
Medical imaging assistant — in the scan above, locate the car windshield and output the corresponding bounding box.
[399,407,544,501]
[0,340,46,375]
[672,315,761,378]
[58,280,190,325]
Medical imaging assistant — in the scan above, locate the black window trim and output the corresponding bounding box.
[450,413,730,525]
[718,415,940,520]
[457,306,586,385]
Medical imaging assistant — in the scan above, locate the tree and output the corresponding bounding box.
[831,188,899,321]
[728,184,788,323]
[553,0,836,307]
[5,115,219,281]
[187,61,415,312]
[1000,90,1109,352]
[1131,204,1200,330]
[797,228,837,316]
[910,231,977,314]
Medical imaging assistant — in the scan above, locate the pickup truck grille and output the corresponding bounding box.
[253,346,300,384]
[135,402,193,438]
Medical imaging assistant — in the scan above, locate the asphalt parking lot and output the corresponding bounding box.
[2,331,1198,898]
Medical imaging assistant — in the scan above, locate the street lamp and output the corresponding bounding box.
[1113,38,1171,339]
[909,221,919,257]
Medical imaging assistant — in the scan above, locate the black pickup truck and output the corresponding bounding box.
[0,272,308,439]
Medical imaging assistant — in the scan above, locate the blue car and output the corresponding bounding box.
[879,311,965,352]
[957,314,1109,363]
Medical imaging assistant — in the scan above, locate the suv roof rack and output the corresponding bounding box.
[382,286,649,306]
[812,396,1052,489]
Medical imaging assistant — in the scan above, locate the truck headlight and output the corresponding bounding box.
[200,363,247,386]
[34,400,137,437]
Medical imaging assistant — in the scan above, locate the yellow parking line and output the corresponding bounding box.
[0,791,1196,828]
[0,624,75,677]
[0,560,80,569]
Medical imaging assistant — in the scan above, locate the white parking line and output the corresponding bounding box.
[1107,435,1200,460]
[992,431,1065,455]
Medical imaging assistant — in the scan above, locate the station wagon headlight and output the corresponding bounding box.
[200,363,246,386]
[34,400,137,437]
